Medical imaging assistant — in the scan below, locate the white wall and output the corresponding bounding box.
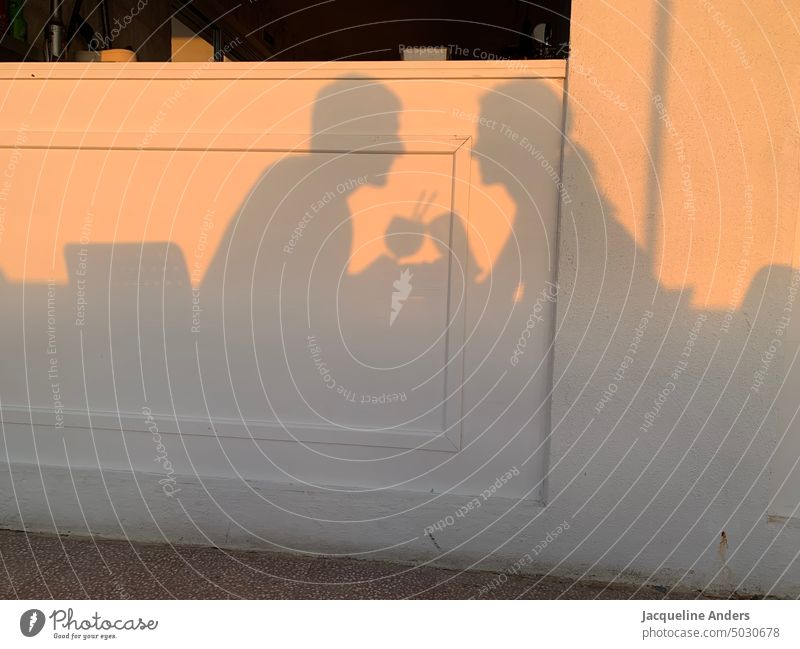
[0,61,581,588]
[2,0,800,597]
[0,61,565,501]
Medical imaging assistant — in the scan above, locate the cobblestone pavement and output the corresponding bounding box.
[0,529,716,599]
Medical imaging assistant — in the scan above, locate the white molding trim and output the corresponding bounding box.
[0,404,460,452]
[0,130,472,454]
[0,132,471,154]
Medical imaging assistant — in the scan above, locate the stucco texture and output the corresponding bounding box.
[551,0,800,594]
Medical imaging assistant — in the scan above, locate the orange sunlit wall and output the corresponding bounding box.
[568,0,799,308]
[0,75,540,289]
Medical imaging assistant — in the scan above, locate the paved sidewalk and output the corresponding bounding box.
[0,529,709,599]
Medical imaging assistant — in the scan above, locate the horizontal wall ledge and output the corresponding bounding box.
[0,60,567,81]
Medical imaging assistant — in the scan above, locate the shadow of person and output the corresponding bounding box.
[466,79,565,420]
[472,80,565,306]
[542,104,800,543]
[406,80,566,485]
[198,78,402,423]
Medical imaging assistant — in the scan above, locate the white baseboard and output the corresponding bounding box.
[1,461,798,597]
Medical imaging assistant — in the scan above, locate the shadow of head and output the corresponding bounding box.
[473,80,563,191]
[311,76,402,186]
